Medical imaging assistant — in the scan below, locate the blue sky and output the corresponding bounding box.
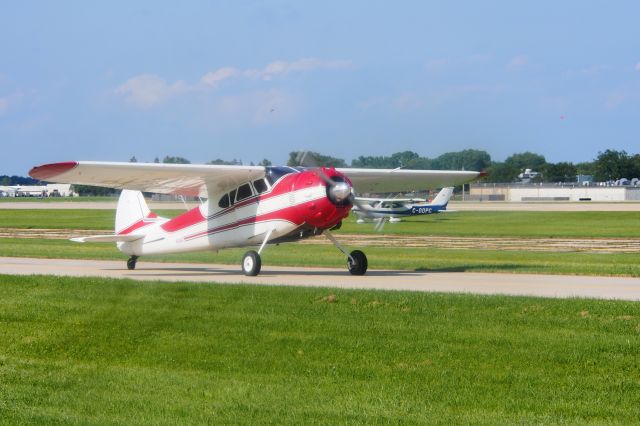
[1,1,639,175]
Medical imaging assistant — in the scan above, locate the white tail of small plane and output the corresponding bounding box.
[116,190,152,235]
[430,187,454,207]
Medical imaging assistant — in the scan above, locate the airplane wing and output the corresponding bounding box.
[337,168,480,193]
[355,197,416,203]
[29,161,266,198]
[30,161,481,198]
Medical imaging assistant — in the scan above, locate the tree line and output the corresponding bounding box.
[10,149,640,196]
[286,149,640,183]
[114,149,640,184]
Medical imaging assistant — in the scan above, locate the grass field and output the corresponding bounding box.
[1,209,639,277]
[1,209,639,238]
[0,196,117,203]
[1,274,639,424]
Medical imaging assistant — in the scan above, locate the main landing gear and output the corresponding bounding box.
[242,250,261,276]
[241,229,273,276]
[347,250,368,275]
[325,230,368,276]
[240,229,368,276]
[127,255,138,270]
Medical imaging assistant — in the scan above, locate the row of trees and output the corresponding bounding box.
[285,149,640,183]
[0,175,39,186]
[485,150,640,183]
[16,149,640,196]
[130,156,272,166]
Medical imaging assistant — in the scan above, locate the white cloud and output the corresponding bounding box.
[508,55,528,68]
[245,58,352,80]
[116,58,351,108]
[201,67,239,87]
[115,74,189,108]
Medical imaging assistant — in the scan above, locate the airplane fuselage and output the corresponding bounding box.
[353,201,447,219]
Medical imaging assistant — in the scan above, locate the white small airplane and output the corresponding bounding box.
[29,161,480,276]
[353,187,454,223]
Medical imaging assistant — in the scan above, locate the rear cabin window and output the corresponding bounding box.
[253,179,268,194]
[235,183,253,202]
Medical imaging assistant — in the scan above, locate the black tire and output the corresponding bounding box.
[347,250,367,275]
[242,250,262,276]
[127,256,138,270]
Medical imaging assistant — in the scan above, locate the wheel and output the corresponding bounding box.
[347,250,367,275]
[127,256,138,270]
[242,250,262,276]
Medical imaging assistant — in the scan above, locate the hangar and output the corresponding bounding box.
[469,184,640,202]
[0,183,77,198]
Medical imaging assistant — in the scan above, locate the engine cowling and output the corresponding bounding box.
[290,168,353,229]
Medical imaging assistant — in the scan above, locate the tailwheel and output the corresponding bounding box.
[127,256,138,270]
[347,250,367,276]
[242,250,262,276]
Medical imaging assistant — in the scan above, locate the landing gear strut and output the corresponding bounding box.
[127,255,138,270]
[324,230,368,275]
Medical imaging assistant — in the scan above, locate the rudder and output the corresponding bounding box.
[115,190,152,235]
[432,187,454,207]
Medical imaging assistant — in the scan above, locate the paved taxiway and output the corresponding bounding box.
[2,257,640,301]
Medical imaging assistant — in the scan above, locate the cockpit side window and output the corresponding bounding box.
[253,179,268,194]
[229,189,237,206]
[235,183,253,202]
[265,166,299,186]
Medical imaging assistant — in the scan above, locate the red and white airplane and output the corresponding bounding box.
[29,161,481,276]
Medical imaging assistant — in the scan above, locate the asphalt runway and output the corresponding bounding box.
[2,256,640,301]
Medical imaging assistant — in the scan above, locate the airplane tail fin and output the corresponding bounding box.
[431,187,454,207]
[115,190,156,235]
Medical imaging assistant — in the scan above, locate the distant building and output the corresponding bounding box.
[469,183,640,202]
[0,184,77,197]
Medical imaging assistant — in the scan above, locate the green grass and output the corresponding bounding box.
[1,275,639,424]
[1,209,639,238]
[341,211,640,238]
[0,196,118,202]
[0,209,180,230]
[1,209,639,277]
[1,238,640,277]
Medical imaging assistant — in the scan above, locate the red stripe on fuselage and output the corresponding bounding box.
[185,205,305,241]
[161,206,206,232]
[118,213,160,235]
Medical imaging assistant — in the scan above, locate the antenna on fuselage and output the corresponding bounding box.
[179,195,189,211]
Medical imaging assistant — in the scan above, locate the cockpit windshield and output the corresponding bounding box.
[265,166,301,186]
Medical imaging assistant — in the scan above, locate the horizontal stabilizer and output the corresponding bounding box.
[70,234,144,243]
